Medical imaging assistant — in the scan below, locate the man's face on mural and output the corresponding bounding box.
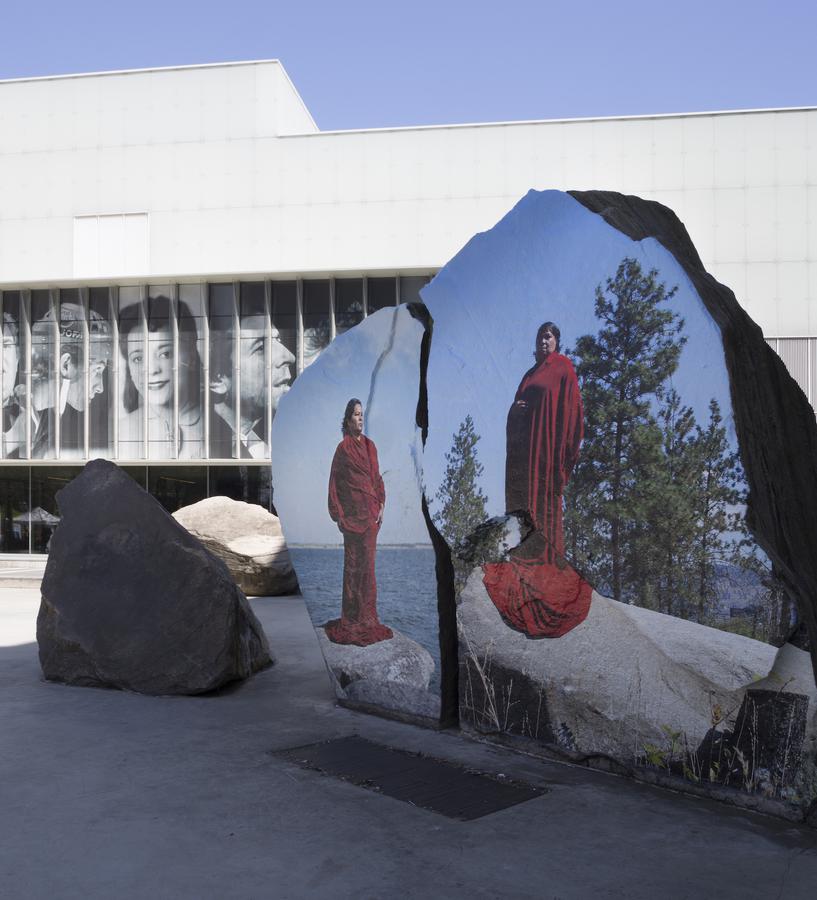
[239,316,295,418]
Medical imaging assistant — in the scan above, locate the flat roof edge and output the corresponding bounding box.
[289,104,817,137]
[0,59,283,87]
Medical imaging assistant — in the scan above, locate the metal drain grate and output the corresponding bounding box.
[272,735,546,820]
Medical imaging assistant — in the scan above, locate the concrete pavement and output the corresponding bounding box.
[1,588,816,899]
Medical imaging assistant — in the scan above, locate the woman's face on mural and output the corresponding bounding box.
[127,326,174,408]
[538,328,557,358]
[347,403,364,437]
[2,325,19,405]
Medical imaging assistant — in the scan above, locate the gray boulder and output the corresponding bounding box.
[173,496,299,596]
[458,566,778,759]
[37,459,272,695]
[317,627,439,720]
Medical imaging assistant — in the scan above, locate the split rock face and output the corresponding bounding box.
[173,496,299,596]
[37,459,272,695]
[421,189,817,811]
[272,305,441,722]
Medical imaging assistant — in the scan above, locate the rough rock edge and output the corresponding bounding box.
[409,300,459,727]
[569,189,817,681]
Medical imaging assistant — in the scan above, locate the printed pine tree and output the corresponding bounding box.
[565,257,686,603]
[432,415,489,553]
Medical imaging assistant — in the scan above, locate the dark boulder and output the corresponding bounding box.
[37,459,272,694]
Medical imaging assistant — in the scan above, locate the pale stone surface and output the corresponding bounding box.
[458,567,778,759]
[173,496,299,596]
[37,460,271,695]
[317,627,439,719]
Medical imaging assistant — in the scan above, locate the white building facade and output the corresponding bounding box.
[0,59,814,552]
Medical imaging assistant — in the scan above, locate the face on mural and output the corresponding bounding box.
[127,326,174,409]
[62,347,110,412]
[347,402,364,437]
[239,315,295,416]
[2,324,19,405]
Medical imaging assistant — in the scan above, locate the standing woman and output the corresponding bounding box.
[325,398,393,646]
[483,321,592,638]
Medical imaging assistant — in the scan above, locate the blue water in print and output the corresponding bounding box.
[290,546,440,688]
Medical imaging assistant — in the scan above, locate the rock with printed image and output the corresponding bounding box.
[317,626,439,720]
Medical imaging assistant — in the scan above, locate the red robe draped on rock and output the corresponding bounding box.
[325,434,392,646]
[483,352,592,638]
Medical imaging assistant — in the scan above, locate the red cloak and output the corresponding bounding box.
[325,434,392,646]
[483,351,592,638]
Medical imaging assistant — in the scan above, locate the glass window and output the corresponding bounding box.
[118,286,145,460]
[399,275,432,305]
[302,280,330,369]
[88,288,114,456]
[59,289,85,459]
[1,292,26,460]
[30,290,57,460]
[335,278,364,335]
[367,277,397,313]
[146,290,176,460]
[209,283,237,458]
[179,284,208,461]
[209,465,271,510]
[31,466,81,553]
[119,465,147,491]
[271,282,297,355]
[271,281,298,392]
[0,467,29,553]
[238,283,271,459]
[148,466,207,514]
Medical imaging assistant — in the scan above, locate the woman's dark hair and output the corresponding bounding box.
[341,397,362,436]
[534,321,561,363]
[119,296,202,413]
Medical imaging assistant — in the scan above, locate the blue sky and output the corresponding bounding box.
[273,306,429,545]
[2,1,814,130]
[423,191,734,511]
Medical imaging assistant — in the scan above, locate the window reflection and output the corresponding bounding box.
[0,468,28,552]
[58,289,85,458]
[88,288,114,455]
[209,283,237,458]
[302,280,330,369]
[117,289,145,459]
[30,290,57,459]
[335,279,364,334]
[148,466,207,513]
[30,467,81,553]
[367,277,397,314]
[1,292,25,459]
[271,282,297,369]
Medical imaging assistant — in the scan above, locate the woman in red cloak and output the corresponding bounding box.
[482,322,592,638]
[325,398,393,646]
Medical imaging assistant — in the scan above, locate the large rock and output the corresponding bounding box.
[458,566,778,759]
[37,459,272,695]
[317,627,439,720]
[173,496,299,596]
